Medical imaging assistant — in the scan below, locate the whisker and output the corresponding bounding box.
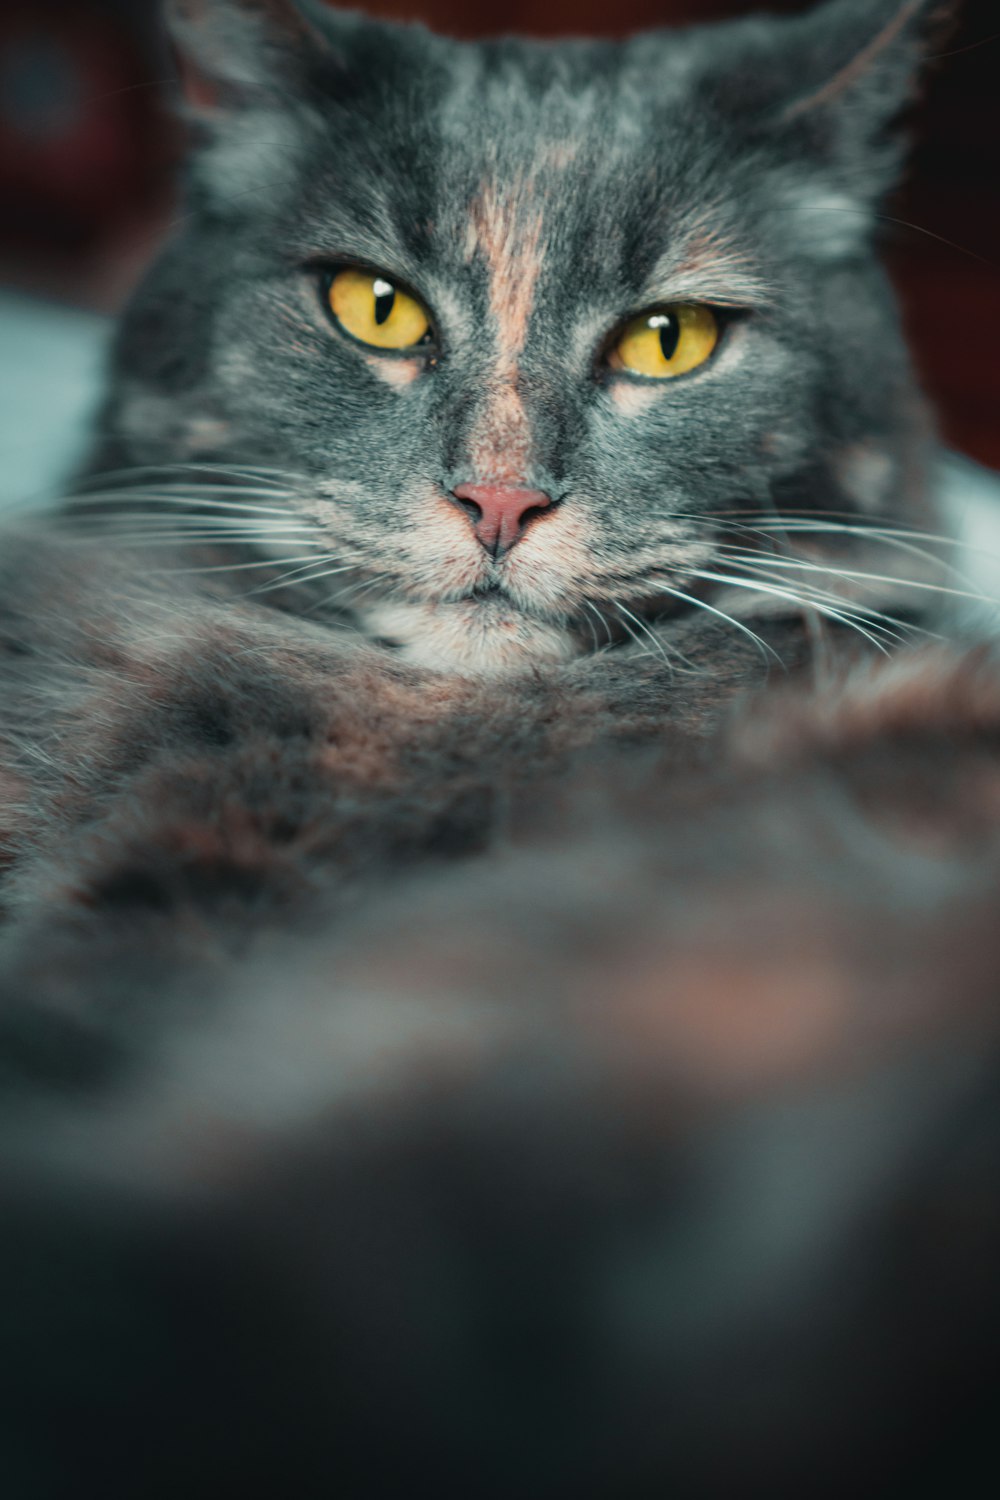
[160,552,329,577]
[613,603,672,667]
[715,556,924,648]
[580,600,601,654]
[73,532,318,549]
[71,461,312,490]
[929,28,1000,62]
[690,568,893,656]
[646,581,783,667]
[63,494,300,518]
[715,513,965,550]
[621,601,704,674]
[248,560,358,596]
[792,202,996,269]
[70,481,300,497]
[316,575,389,618]
[713,544,999,609]
[713,515,990,594]
[581,599,615,653]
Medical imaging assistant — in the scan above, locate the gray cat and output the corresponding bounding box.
[3,2,1000,1496]
[91,0,940,674]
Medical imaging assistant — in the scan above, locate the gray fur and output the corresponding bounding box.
[92,0,945,672]
[5,5,999,1496]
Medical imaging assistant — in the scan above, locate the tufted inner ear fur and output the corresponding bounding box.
[699,0,957,196]
[164,0,337,112]
[781,0,955,124]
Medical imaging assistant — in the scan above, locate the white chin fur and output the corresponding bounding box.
[361,598,578,675]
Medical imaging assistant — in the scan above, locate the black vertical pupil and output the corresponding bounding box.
[655,313,680,361]
[373,279,396,326]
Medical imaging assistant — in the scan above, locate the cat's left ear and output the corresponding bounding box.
[782,0,954,126]
[712,0,957,196]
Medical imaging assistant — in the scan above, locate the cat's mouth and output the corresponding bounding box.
[467,581,517,606]
[358,570,699,674]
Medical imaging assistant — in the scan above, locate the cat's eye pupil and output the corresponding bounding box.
[651,312,681,363]
[372,277,396,327]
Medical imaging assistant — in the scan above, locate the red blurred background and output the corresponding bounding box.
[0,0,996,466]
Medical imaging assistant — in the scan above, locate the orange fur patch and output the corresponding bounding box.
[467,380,534,485]
[463,174,547,482]
[464,175,545,366]
[362,354,421,389]
[593,927,849,1094]
[610,382,661,417]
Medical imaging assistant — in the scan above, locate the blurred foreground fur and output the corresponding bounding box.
[1,537,999,1495]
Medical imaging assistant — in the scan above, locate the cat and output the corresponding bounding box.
[3,1,1000,1496]
[87,0,943,674]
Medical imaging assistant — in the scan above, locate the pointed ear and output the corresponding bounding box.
[708,0,957,193]
[164,0,335,112]
[778,0,956,132]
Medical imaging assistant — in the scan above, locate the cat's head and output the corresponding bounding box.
[100,0,949,672]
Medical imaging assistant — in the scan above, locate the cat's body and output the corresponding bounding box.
[2,1,1000,1495]
[3,588,1000,1499]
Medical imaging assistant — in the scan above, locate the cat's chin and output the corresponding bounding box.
[359,597,578,676]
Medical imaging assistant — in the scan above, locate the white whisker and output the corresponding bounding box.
[647,580,784,666]
[713,544,998,609]
[248,560,358,596]
[315,575,390,618]
[63,498,302,520]
[154,552,327,576]
[715,557,921,648]
[690,568,893,656]
[717,513,964,552]
[581,599,614,653]
[73,461,310,490]
[82,532,317,549]
[613,603,667,666]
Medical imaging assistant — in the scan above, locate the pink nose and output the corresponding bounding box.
[451,483,554,556]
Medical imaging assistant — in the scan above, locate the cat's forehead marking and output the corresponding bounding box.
[463,174,546,369]
[461,172,547,483]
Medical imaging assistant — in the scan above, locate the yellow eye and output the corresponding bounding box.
[610,304,719,380]
[327,267,432,350]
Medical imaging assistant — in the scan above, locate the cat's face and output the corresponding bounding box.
[104,0,940,672]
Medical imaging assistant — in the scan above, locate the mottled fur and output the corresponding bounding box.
[3,1,998,1496]
[2,614,1000,1499]
[91,0,945,672]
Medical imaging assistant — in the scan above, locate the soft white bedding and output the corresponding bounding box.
[0,291,111,515]
[2,288,999,625]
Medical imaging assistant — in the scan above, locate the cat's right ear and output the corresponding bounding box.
[164,0,335,114]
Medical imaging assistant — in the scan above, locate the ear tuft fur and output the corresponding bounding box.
[165,0,333,109]
[782,0,958,125]
[698,0,960,228]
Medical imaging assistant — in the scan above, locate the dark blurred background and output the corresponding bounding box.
[0,0,996,465]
